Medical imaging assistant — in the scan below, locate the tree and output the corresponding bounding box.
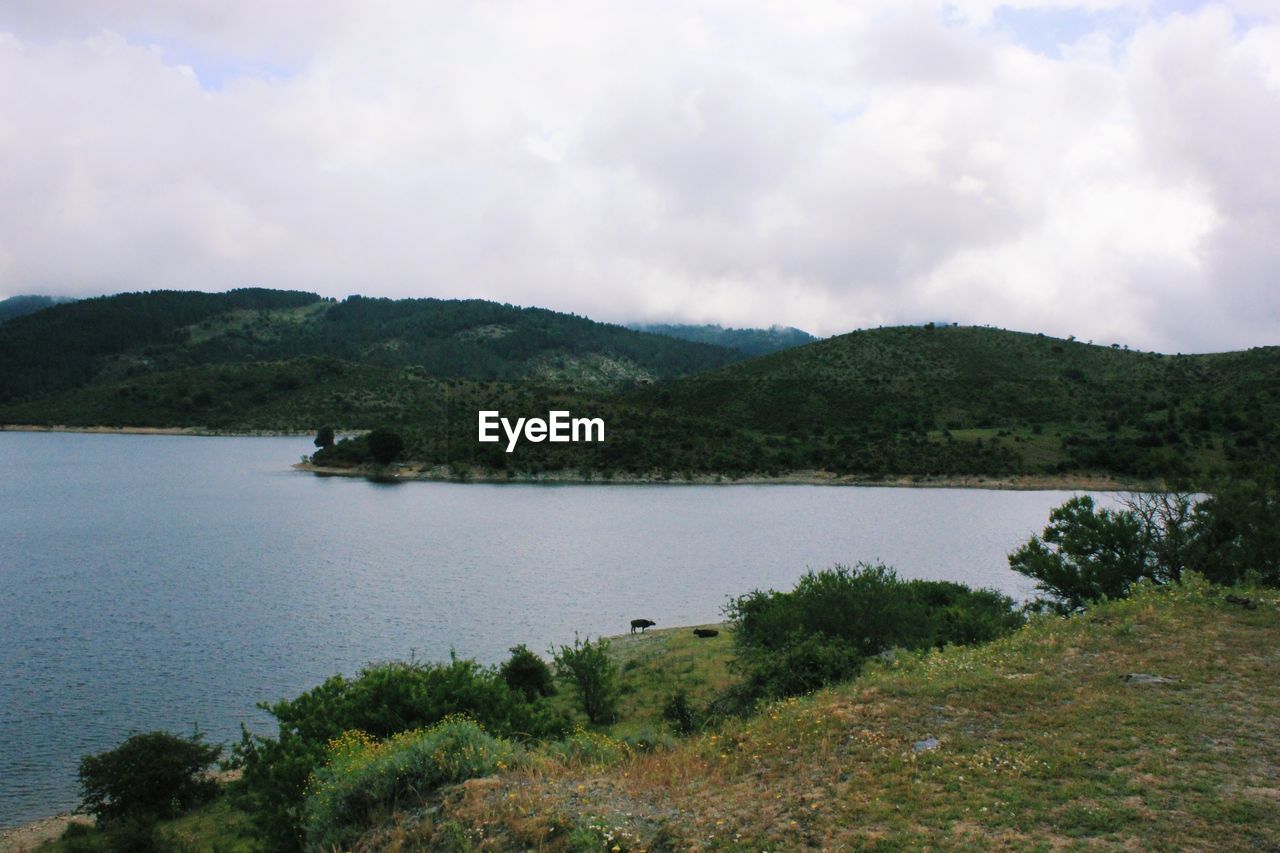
[1188,469,1280,586]
[552,635,619,724]
[314,425,335,449]
[1008,496,1155,613]
[78,731,221,824]
[366,428,404,465]
[499,644,555,700]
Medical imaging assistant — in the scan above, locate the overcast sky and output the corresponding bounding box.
[0,2,1276,352]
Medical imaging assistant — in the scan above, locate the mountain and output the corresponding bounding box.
[628,322,816,356]
[1,291,1275,484]
[0,294,76,325]
[635,324,1280,479]
[0,289,742,409]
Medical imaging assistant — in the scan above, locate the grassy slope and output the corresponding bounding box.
[386,580,1280,850]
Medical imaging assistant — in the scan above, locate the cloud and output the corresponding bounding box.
[0,1,1275,352]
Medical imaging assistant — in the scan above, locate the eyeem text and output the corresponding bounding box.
[478,410,605,452]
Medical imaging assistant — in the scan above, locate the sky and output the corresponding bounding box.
[0,1,1276,353]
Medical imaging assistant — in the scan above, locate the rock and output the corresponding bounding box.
[693,628,719,638]
[913,736,939,753]
[1124,673,1177,685]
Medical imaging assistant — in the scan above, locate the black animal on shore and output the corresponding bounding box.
[693,628,719,638]
[630,619,656,633]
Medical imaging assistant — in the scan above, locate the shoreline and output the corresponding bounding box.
[0,424,311,437]
[1,424,1166,492]
[295,460,1154,492]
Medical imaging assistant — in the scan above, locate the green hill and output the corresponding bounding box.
[631,324,1280,481]
[0,289,740,412]
[1,292,1275,484]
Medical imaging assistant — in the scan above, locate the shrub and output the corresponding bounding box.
[302,717,519,850]
[725,563,1021,700]
[552,635,620,724]
[661,690,704,735]
[77,730,221,825]
[233,657,567,850]
[545,727,633,767]
[500,644,556,700]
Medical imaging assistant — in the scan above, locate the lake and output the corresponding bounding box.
[0,431,1107,827]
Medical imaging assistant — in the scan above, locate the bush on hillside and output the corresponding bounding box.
[232,657,567,850]
[500,644,556,700]
[302,717,519,850]
[725,563,1021,701]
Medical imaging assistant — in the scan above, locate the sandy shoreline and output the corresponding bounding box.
[0,813,92,851]
[296,461,1151,492]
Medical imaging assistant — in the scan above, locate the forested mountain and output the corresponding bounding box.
[0,294,76,325]
[0,289,740,407]
[628,323,816,356]
[1,291,1275,484]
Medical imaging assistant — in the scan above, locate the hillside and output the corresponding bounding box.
[631,324,1280,481]
[2,292,1276,483]
[628,322,816,356]
[0,295,76,325]
[361,581,1280,850]
[0,289,740,412]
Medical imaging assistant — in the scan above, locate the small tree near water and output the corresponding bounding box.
[78,730,221,824]
[552,635,619,724]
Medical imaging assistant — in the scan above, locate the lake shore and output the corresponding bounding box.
[0,424,310,437]
[295,460,1152,492]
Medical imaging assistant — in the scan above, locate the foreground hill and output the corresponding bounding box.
[362,581,1280,850]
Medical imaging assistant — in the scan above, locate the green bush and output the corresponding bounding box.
[302,717,519,850]
[552,635,620,724]
[499,644,556,700]
[77,730,221,825]
[661,690,704,735]
[233,657,567,850]
[725,563,1021,700]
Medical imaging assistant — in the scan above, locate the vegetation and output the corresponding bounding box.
[230,658,568,850]
[552,635,621,725]
[301,718,519,849]
[76,730,221,826]
[628,322,816,356]
[499,644,556,700]
[0,294,76,325]
[725,564,1023,701]
[385,578,1280,850]
[2,289,1276,484]
[1011,472,1280,612]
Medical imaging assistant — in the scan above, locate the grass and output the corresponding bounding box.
[378,578,1280,850]
[37,581,1280,849]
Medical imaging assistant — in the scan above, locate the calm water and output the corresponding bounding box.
[0,431,1105,827]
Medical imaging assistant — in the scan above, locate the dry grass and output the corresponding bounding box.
[382,579,1280,850]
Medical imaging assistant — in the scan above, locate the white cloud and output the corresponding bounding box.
[0,1,1275,351]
